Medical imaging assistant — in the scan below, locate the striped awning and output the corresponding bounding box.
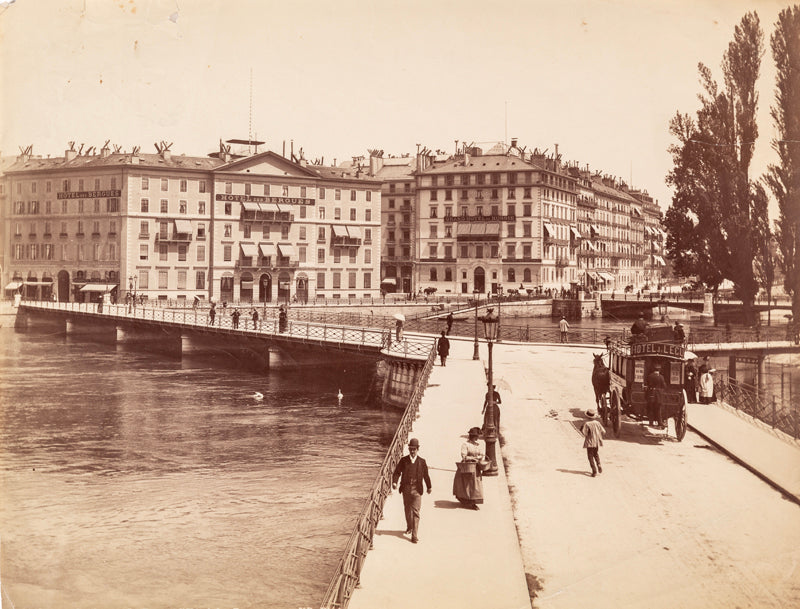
[174,219,193,234]
[277,244,295,257]
[259,243,277,257]
[240,243,259,258]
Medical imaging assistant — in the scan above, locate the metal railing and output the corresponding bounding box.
[17,301,433,360]
[714,376,800,440]
[320,345,437,609]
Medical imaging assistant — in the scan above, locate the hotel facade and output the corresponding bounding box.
[2,144,382,303]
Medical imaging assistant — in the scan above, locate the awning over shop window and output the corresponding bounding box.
[4,281,22,290]
[80,283,118,292]
[277,244,295,257]
[346,226,362,239]
[259,243,277,257]
[570,226,582,239]
[331,225,348,238]
[174,219,193,234]
[240,243,259,258]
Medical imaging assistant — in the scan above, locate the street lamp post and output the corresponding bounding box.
[481,311,500,476]
[128,275,138,313]
[472,289,480,360]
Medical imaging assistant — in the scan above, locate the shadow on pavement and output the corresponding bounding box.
[434,500,464,510]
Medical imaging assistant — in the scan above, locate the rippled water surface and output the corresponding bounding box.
[0,326,401,609]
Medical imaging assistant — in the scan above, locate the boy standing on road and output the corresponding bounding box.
[581,409,605,477]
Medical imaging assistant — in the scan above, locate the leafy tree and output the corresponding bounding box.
[664,12,767,324]
[765,5,800,323]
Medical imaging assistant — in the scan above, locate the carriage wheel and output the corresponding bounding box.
[611,394,621,437]
[674,405,687,441]
[600,394,609,427]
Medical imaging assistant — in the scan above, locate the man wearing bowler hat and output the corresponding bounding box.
[392,438,432,544]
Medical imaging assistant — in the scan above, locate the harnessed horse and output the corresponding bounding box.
[592,353,610,414]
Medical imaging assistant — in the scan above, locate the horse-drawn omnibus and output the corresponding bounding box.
[594,323,689,441]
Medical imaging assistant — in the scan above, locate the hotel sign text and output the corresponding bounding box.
[57,189,121,199]
[631,342,685,359]
[216,194,315,206]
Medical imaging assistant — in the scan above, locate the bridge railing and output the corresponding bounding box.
[320,345,437,609]
[714,376,799,440]
[18,301,434,359]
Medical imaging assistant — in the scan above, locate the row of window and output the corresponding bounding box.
[13,242,117,261]
[135,269,206,291]
[13,198,120,215]
[12,177,119,194]
[14,220,118,236]
[428,203,534,218]
[424,267,537,284]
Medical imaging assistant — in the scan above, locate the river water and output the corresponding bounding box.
[0,326,401,609]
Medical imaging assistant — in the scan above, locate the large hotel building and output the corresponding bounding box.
[1,139,665,302]
[1,143,381,303]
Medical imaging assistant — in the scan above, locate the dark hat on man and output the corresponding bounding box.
[408,438,420,447]
[468,426,481,438]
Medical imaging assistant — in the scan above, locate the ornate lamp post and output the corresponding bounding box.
[472,289,480,360]
[481,310,500,476]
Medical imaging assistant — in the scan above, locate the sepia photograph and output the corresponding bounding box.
[1,1,799,608]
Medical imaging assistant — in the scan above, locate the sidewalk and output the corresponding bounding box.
[348,338,531,609]
[687,400,800,504]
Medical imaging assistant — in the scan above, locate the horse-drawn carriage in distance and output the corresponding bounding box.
[592,323,689,441]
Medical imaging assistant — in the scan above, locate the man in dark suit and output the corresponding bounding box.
[646,367,667,427]
[392,438,432,544]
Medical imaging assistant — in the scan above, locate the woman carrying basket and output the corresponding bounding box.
[453,427,486,510]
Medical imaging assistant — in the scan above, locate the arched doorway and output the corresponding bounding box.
[240,272,254,302]
[295,273,308,304]
[41,272,53,301]
[259,273,272,303]
[220,272,234,303]
[25,273,38,300]
[278,271,291,303]
[473,267,485,294]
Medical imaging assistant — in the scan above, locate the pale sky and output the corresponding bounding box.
[0,0,791,217]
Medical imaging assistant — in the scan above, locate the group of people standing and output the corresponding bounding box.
[685,356,716,404]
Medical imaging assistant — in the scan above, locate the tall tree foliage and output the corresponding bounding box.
[665,12,768,324]
[765,5,800,322]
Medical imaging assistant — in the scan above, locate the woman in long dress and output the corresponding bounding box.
[453,427,485,510]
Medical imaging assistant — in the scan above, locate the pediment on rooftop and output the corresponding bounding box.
[216,151,319,178]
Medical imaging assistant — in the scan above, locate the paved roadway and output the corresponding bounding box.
[349,338,800,609]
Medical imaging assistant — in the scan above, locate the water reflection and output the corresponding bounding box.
[0,327,401,609]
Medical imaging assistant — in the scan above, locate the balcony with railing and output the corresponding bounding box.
[155,232,193,244]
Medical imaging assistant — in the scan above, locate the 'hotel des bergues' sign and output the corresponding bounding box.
[57,189,122,199]
[215,194,315,206]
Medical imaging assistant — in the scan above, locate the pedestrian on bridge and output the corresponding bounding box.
[392,438,431,544]
[581,409,604,477]
[437,330,450,366]
[559,315,570,343]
